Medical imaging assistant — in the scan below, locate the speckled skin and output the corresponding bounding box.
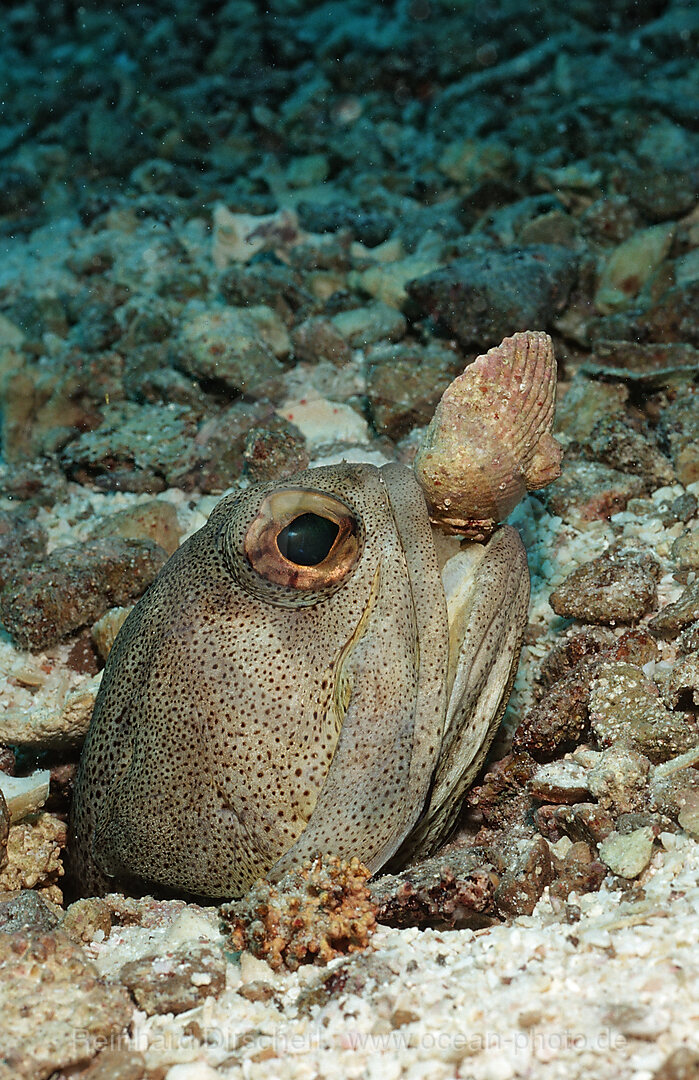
[70,461,528,899]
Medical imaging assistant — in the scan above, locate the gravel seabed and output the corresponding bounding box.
[2,474,696,1079]
[81,833,699,1080]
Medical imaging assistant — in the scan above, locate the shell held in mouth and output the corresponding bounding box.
[413,330,563,539]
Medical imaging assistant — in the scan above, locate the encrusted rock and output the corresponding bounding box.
[529,760,591,804]
[61,403,198,492]
[581,342,699,384]
[665,652,699,709]
[366,342,459,440]
[554,375,628,444]
[0,889,61,933]
[0,509,47,590]
[677,792,699,840]
[0,790,8,873]
[222,856,377,972]
[0,812,66,902]
[650,582,699,636]
[330,301,406,349]
[589,661,698,763]
[672,529,699,572]
[598,826,655,879]
[118,942,226,1015]
[540,461,644,523]
[172,305,286,395]
[61,897,112,944]
[658,385,699,486]
[677,621,699,656]
[89,498,182,556]
[549,551,658,625]
[0,929,133,1078]
[369,848,499,929]
[650,749,699,821]
[583,417,675,489]
[242,418,309,484]
[0,537,167,651]
[585,745,652,813]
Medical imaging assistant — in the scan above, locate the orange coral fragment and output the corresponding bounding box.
[221,855,377,972]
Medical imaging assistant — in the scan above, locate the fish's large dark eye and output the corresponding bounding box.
[276,513,340,566]
[243,487,360,591]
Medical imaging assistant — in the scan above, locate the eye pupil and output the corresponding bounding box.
[276,513,340,566]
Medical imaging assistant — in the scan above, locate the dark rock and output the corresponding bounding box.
[549,550,659,625]
[465,752,537,830]
[536,628,614,693]
[178,401,270,494]
[61,403,198,493]
[0,537,168,651]
[540,461,645,523]
[406,245,578,349]
[366,342,460,440]
[624,163,699,222]
[47,761,79,815]
[494,835,556,917]
[642,281,699,346]
[583,416,675,489]
[118,943,227,1016]
[549,843,606,902]
[0,462,67,508]
[0,509,47,590]
[579,196,640,245]
[243,419,309,484]
[0,889,61,934]
[291,316,352,366]
[66,630,101,675]
[219,260,313,323]
[296,200,394,247]
[535,803,615,846]
[658,387,699,487]
[514,658,599,762]
[370,848,499,929]
[650,582,699,636]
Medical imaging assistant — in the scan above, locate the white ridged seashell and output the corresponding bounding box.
[414,330,562,538]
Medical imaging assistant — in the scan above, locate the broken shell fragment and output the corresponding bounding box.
[414,330,562,538]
